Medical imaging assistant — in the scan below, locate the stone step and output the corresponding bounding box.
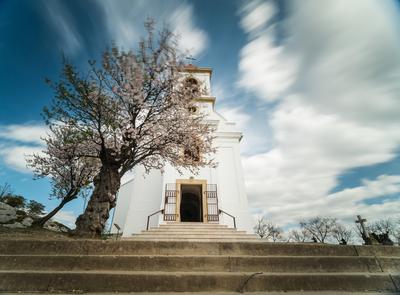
[1,255,399,273]
[158,225,230,230]
[4,292,400,295]
[147,228,242,233]
[130,235,259,240]
[1,240,399,256]
[137,232,256,237]
[165,222,226,225]
[0,270,397,292]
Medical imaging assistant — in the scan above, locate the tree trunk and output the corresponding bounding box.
[74,163,120,237]
[33,195,76,227]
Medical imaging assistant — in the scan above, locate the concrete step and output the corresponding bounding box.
[127,237,259,242]
[136,232,257,238]
[146,228,244,233]
[4,292,400,295]
[0,270,397,292]
[1,255,399,273]
[165,222,226,225]
[2,240,399,256]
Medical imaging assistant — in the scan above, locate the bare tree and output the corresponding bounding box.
[0,183,12,199]
[254,217,283,242]
[288,229,311,243]
[43,21,215,237]
[369,218,395,236]
[332,223,354,244]
[299,217,337,243]
[254,216,269,238]
[27,124,100,227]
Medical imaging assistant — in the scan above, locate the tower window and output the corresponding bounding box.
[185,77,200,96]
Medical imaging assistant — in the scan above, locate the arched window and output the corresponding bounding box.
[185,77,200,96]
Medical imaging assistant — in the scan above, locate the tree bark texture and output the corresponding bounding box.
[75,163,120,237]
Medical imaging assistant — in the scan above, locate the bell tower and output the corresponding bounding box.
[112,65,254,236]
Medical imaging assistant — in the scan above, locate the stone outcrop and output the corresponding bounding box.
[0,202,69,233]
[0,202,16,223]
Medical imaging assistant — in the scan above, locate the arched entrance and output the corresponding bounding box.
[180,184,202,222]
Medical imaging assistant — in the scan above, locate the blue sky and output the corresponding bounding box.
[0,0,400,228]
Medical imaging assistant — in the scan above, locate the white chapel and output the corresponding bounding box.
[112,65,254,237]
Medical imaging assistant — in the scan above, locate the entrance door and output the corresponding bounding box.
[180,184,202,222]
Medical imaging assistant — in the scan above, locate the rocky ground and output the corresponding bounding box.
[0,201,80,240]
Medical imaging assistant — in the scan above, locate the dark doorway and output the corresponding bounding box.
[180,185,202,222]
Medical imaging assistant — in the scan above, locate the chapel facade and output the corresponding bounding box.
[112,65,253,237]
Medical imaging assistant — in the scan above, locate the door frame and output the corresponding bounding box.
[176,179,208,223]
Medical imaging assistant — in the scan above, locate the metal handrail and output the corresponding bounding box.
[218,209,236,229]
[146,209,164,230]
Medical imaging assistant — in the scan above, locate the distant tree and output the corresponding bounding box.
[0,182,12,199]
[299,217,337,243]
[27,124,99,227]
[332,223,354,245]
[288,229,311,243]
[0,195,26,209]
[369,218,396,236]
[254,217,269,238]
[394,218,400,245]
[254,216,283,242]
[43,20,215,237]
[27,200,45,216]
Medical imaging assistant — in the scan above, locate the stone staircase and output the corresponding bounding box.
[0,238,399,293]
[128,222,259,241]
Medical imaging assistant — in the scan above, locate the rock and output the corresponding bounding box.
[44,220,71,233]
[2,222,25,229]
[0,202,17,223]
[21,217,33,227]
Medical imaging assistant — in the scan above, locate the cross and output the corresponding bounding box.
[355,215,369,238]
[185,56,197,62]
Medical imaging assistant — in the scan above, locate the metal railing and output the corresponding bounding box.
[219,209,236,229]
[146,209,164,230]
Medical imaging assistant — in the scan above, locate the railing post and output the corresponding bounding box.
[146,209,164,231]
[219,209,237,229]
[146,215,151,231]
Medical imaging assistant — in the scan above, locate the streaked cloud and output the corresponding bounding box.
[95,0,208,56]
[0,124,47,145]
[41,0,82,55]
[238,0,297,101]
[0,145,43,173]
[169,4,208,57]
[53,210,77,228]
[238,0,400,226]
[0,123,46,173]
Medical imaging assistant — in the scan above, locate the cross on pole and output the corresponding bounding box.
[355,215,369,238]
[185,56,197,63]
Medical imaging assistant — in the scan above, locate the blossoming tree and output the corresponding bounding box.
[27,124,100,227]
[43,21,215,237]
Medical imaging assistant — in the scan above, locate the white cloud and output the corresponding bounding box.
[0,123,46,173]
[0,145,43,173]
[95,1,208,57]
[53,210,76,229]
[238,34,297,101]
[169,5,208,57]
[238,0,400,227]
[238,1,297,101]
[240,0,276,34]
[0,124,47,145]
